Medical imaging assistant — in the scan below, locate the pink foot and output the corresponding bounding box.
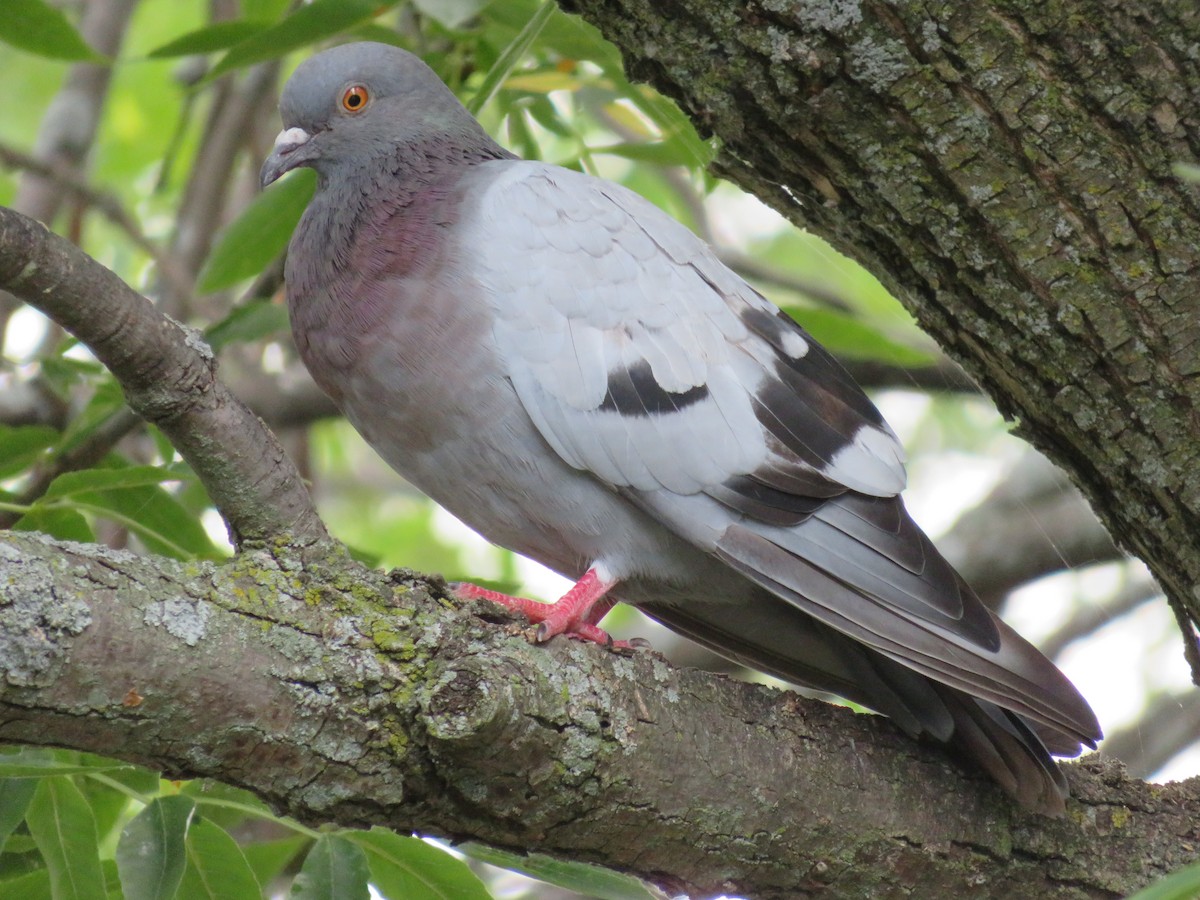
[453,569,639,648]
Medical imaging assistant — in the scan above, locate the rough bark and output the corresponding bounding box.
[557,0,1200,672]
[2,530,1197,900]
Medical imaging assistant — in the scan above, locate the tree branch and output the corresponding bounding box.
[2,529,1195,900]
[939,452,1120,610]
[0,205,327,548]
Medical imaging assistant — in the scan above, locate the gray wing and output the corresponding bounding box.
[466,160,1099,755]
[468,160,905,500]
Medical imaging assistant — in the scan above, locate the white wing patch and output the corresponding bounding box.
[461,160,906,503]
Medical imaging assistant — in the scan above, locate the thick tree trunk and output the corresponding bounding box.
[560,0,1200,668]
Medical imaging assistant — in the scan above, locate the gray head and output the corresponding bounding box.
[260,42,493,187]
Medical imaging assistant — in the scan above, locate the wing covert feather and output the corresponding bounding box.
[468,160,904,503]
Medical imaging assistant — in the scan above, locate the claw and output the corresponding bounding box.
[456,568,635,647]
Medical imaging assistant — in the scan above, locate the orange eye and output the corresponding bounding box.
[341,85,369,112]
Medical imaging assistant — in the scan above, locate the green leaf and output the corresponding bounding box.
[503,70,579,93]
[1127,862,1200,900]
[462,843,661,900]
[1173,161,1200,184]
[207,0,401,81]
[505,107,541,161]
[146,20,270,59]
[350,829,491,900]
[205,300,292,352]
[412,0,494,29]
[0,779,37,852]
[596,141,704,168]
[289,834,370,900]
[176,815,262,900]
[241,0,291,19]
[75,776,135,851]
[25,778,106,900]
[12,505,95,544]
[56,377,127,456]
[520,1,623,69]
[35,460,216,560]
[0,0,102,61]
[181,779,272,830]
[467,1,557,115]
[42,465,188,500]
[197,169,316,293]
[0,425,58,479]
[0,866,52,900]
[243,835,309,889]
[115,796,196,900]
[0,749,135,780]
[623,86,714,170]
[524,95,574,138]
[786,306,937,367]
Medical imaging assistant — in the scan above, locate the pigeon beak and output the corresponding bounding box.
[260,126,312,188]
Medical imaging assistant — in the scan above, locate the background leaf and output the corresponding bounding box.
[207,0,400,80]
[11,505,95,543]
[412,0,495,30]
[467,1,557,115]
[197,169,316,294]
[351,830,491,900]
[205,300,291,352]
[0,779,37,853]
[1127,862,1200,900]
[289,834,370,900]
[24,778,106,900]
[177,815,263,900]
[33,460,217,559]
[146,20,271,58]
[462,843,662,900]
[0,425,58,479]
[115,796,196,900]
[0,0,101,61]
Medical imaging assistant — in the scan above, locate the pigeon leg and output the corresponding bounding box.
[454,568,630,645]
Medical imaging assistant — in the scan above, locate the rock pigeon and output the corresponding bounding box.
[262,41,1101,814]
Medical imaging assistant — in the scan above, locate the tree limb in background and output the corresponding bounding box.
[0,142,195,308]
[167,60,282,318]
[939,452,1120,610]
[1040,577,1161,662]
[1103,690,1200,780]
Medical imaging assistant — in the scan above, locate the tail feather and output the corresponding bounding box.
[714,523,1101,747]
[639,581,1093,815]
[936,687,1069,815]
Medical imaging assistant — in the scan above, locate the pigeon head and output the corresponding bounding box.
[261,42,490,188]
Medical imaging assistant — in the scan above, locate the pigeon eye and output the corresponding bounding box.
[341,85,369,112]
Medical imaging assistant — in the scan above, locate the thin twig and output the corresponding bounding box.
[0,143,195,304]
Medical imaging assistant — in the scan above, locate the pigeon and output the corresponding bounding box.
[262,41,1101,814]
